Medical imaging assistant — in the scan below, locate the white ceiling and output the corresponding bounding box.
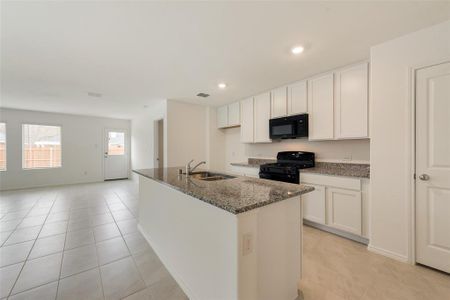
[1,1,449,119]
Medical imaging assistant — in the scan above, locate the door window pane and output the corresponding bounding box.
[108,131,125,155]
[23,124,61,169]
[0,123,5,171]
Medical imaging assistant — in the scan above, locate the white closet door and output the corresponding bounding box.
[416,62,450,273]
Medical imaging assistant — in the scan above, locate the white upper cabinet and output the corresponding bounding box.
[217,101,240,128]
[308,73,335,140]
[240,98,254,143]
[228,102,240,127]
[216,105,228,128]
[271,86,287,118]
[288,80,308,115]
[254,92,272,143]
[334,62,369,139]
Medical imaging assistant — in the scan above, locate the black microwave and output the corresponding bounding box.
[269,114,308,139]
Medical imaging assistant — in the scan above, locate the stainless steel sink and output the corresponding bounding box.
[189,171,235,181]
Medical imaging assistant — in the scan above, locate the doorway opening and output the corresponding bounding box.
[104,128,129,180]
[154,119,164,169]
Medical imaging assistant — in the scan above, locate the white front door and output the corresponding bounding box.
[104,129,128,180]
[416,62,450,273]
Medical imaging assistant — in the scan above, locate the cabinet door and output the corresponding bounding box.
[288,80,307,115]
[228,102,240,127]
[335,62,369,139]
[326,188,362,235]
[254,92,272,143]
[240,98,254,143]
[271,86,287,118]
[308,73,334,140]
[302,185,326,224]
[217,105,228,128]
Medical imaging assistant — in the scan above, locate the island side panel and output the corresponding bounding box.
[138,176,239,300]
[237,196,301,300]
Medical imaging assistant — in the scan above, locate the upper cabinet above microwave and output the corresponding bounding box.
[229,61,369,143]
[270,81,308,119]
[217,101,240,129]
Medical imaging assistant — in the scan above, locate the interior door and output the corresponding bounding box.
[104,129,128,180]
[416,62,450,273]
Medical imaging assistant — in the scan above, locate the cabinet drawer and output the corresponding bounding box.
[300,173,361,191]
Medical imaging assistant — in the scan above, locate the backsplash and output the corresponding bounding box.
[224,127,370,169]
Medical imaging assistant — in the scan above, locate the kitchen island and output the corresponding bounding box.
[133,168,314,300]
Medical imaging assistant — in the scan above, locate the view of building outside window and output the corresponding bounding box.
[23,124,61,169]
[0,123,5,171]
[108,131,125,155]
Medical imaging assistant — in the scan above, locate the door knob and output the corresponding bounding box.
[419,174,430,181]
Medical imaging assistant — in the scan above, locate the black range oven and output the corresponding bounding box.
[259,151,315,184]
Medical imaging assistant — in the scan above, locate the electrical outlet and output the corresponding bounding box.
[242,233,253,256]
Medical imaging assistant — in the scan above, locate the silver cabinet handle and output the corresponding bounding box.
[419,174,430,181]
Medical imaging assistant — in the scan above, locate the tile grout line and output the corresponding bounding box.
[54,191,71,300]
[93,194,109,300]
[7,191,59,298]
[109,191,148,299]
[0,200,37,247]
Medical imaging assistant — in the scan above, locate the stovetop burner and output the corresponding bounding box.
[259,151,315,184]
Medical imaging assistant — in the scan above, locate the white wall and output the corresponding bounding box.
[0,108,130,190]
[166,100,208,168]
[206,107,226,171]
[221,127,370,172]
[131,100,167,172]
[369,20,450,262]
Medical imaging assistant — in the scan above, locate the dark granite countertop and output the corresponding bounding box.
[133,167,314,214]
[231,159,370,178]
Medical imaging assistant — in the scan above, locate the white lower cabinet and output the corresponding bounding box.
[326,188,362,235]
[302,184,326,224]
[301,173,368,240]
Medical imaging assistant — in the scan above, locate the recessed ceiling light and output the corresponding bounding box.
[218,83,227,89]
[291,46,304,55]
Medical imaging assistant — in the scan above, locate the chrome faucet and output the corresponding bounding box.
[185,159,206,175]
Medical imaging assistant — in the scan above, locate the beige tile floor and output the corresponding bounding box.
[0,180,188,300]
[300,225,450,300]
[2,180,449,300]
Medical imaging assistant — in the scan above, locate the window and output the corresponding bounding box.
[23,124,61,169]
[108,131,125,155]
[0,123,5,171]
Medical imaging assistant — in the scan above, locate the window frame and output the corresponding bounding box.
[0,121,6,172]
[22,123,63,170]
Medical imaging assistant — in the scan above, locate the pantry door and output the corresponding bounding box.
[104,129,129,180]
[415,62,450,273]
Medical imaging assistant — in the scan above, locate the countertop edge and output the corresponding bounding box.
[133,169,314,214]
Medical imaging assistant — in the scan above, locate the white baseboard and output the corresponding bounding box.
[137,224,199,300]
[367,244,409,263]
